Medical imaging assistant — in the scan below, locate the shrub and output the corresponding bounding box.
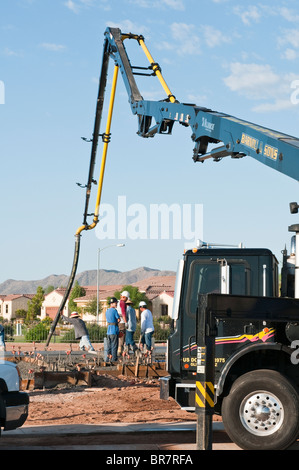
[25,321,50,342]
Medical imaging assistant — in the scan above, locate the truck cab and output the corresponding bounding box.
[161,246,299,449]
[167,246,279,399]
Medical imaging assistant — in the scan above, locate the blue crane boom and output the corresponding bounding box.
[103,27,299,181]
[45,26,299,346]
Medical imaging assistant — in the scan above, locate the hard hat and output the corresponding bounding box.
[139,301,147,308]
[121,291,130,298]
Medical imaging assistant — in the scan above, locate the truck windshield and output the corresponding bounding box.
[187,261,220,316]
[186,259,250,317]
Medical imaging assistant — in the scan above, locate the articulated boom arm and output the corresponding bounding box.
[103,27,299,181]
[44,27,299,346]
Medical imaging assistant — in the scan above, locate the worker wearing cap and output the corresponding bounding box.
[105,297,120,362]
[117,290,129,355]
[139,301,154,354]
[61,311,96,353]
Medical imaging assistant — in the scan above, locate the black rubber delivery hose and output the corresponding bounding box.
[45,39,112,348]
[45,234,81,347]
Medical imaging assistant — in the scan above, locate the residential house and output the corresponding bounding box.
[40,285,122,322]
[40,288,69,320]
[133,276,176,318]
[39,276,176,323]
[73,276,176,322]
[151,290,174,319]
[73,285,123,323]
[0,294,35,321]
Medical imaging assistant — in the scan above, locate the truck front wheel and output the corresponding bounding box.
[221,369,299,450]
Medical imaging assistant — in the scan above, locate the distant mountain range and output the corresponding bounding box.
[0,267,176,295]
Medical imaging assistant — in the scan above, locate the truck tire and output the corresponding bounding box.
[221,369,299,450]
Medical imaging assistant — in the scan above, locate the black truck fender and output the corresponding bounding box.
[216,342,292,400]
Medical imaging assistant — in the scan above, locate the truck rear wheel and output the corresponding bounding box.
[221,369,299,450]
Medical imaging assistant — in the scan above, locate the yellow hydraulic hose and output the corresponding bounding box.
[138,37,176,103]
[46,65,119,347]
[93,65,119,222]
[121,32,175,103]
[76,64,119,235]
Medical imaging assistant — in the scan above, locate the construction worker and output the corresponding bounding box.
[105,297,120,362]
[0,324,5,352]
[60,311,96,353]
[139,301,154,354]
[125,298,138,354]
[117,290,129,355]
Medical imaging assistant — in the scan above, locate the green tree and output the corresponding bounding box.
[45,285,55,294]
[27,286,45,321]
[15,308,27,320]
[85,296,102,317]
[68,281,86,312]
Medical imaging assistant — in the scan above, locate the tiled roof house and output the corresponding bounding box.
[72,276,176,321]
[0,294,35,321]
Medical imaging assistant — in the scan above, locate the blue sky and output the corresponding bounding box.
[1,0,299,284]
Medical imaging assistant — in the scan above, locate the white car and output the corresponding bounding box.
[0,360,29,435]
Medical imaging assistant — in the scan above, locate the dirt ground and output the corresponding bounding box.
[25,374,198,427]
[11,346,221,427]
[14,359,201,427]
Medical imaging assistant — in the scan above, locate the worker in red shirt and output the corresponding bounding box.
[117,290,129,355]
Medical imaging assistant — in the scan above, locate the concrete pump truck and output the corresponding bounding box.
[47,27,299,450]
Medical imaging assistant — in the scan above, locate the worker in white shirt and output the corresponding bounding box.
[139,301,154,354]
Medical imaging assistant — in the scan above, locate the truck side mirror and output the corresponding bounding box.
[290,202,299,214]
